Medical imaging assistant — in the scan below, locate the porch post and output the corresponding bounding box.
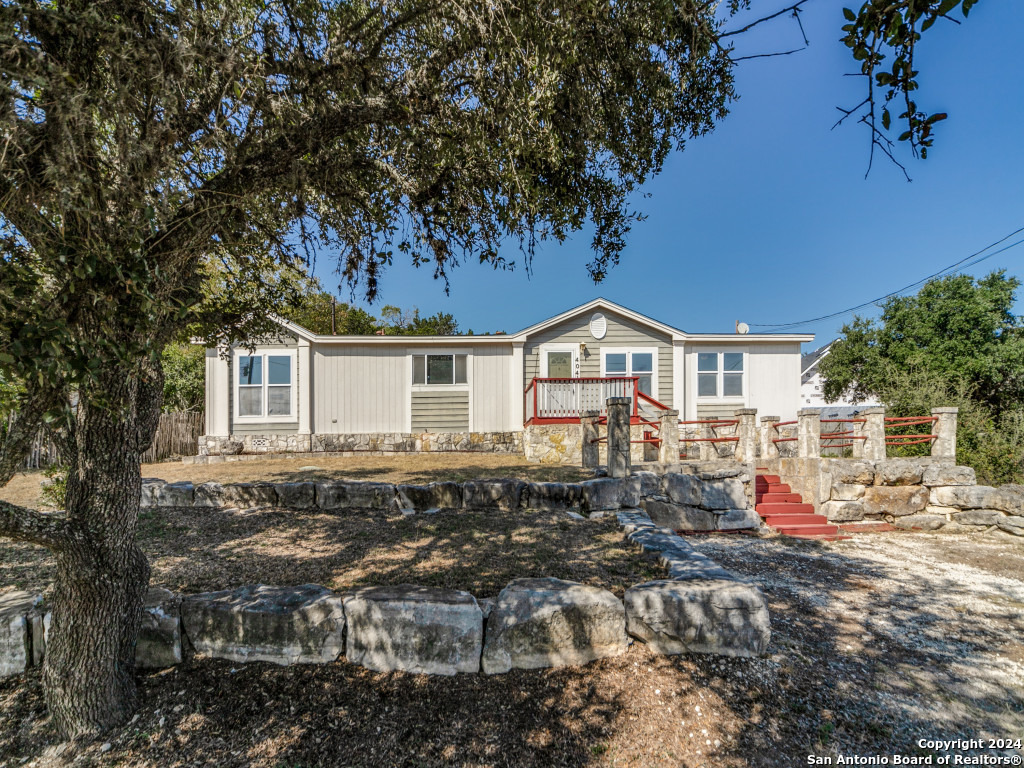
[658,410,680,465]
[931,407,958,460]
[760,416,780,460]
[581,411,601,469]
[606,397,631,478]
[734,408,758,463]
[861,406,887,460]
[797,408,820,459]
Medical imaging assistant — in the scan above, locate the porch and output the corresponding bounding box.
[523,377,669,425]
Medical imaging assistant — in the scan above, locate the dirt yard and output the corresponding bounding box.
[2,530,1023,768]
[0,454,590,511]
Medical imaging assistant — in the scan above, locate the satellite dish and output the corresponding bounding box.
[736,322,750,335]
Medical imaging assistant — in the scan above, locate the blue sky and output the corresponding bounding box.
[313,2,1024,348]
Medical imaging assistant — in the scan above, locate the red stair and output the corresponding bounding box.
[755,472,844,540]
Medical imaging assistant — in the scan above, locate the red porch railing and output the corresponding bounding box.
[819,417,868,449]
[884,415,939,446]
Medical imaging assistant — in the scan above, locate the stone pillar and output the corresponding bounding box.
[734,408,758,463]
[931,407,958,459]
[797,409,821,459]
[606,397,632,478]
[581,411,600,469]
[851,412,867,459]
[698,420,718,461]
[658,410,680,465]
[861,406,887,460]
[759,416,780,460]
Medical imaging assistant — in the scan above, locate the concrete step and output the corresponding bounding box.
[763,483,791,495]
[756,474,781,485]
[770,523,841,537]
[756,492,803,504]
[763,513,829,527]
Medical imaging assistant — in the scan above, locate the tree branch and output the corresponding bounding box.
[720,1,810,38]
[0,499,70,549]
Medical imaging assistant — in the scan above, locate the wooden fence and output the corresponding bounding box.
[9,410,203,469]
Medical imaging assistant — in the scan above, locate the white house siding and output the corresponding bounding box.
[684,342,801,421]
[472,345,516,431]
[313,344,408,433]
[411,390,470,431]
[523,309,673,407]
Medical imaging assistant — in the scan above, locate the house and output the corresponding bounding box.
[800,342,879,411]
[200,298,813,461]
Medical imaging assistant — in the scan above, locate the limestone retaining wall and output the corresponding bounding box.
[1,507,770,680]
[198,431,523,460]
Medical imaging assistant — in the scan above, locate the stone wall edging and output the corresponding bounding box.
[1,507,770,679]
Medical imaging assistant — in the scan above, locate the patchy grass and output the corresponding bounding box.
[0,453,590,511]
[1,506,662,599]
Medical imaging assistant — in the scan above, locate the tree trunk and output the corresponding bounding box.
[41,367,160,738]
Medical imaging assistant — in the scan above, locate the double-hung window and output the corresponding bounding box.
[235,350,296,420]
[602,349,656,397]
[697,351,744,398]
[411,354,468,386]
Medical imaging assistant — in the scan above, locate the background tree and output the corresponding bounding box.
[0,0,981,739]
[819,271,1024,483]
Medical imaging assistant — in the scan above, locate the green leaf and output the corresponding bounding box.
[843,7,856,21]
[882,109,891,130]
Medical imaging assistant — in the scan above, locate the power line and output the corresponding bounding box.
[750,225,1024,331]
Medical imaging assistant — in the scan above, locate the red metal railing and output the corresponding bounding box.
[884,415,938,446]
[678,418,740,458]
[819,418,868,449]
[771,420,798,443]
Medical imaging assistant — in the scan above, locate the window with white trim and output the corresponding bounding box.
[697,351,744,398]
[411,354,468,385]
[602,349,656,396]
[235,350,296,420]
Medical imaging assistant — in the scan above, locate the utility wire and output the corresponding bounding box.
[750,225,1024,331]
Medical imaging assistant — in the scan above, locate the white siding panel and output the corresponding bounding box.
[746,342,802,420]
[472,345,514,431]
[314,345,408,433]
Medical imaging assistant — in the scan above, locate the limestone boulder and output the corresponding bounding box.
[481,578,628,674]
[624,579,770,657]
[998,517,1024,535]
[821,501,866,523]
[580,477,641,512]
[395,482,463,513]
[862,486,928,517]
[316,481,396,510]
[663,552,736,582]
[930,485,1024,513]
[986,486,1024,515]
[155,481,194,507]
[520,482,583,511]
[700,479,747,510]
[275,482,316,509]
[137,588,182,669]
[140,479,164,508]
[831,483,867,501]
[220,482,279,508]
[922,464,977,487]
[662,474,702,506]
[627,527,693,558]
[893,514,947,531]
[716,509,761,531]
[181,584,345,665]
[874,459,925,486]
[343,585,482,675]
[193,482,226,508]
[952,509,1004,527]
[634,471,662,498]
[615,509,656,533]
[641,499,718,531]
[463,479,525,511]
[0,591,44,678]
[829,461,875,486]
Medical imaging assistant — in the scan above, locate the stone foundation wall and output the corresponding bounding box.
[760,457,1024,536]
[199,431,523,458]
[2,506,769,680]
[524,424,661,465]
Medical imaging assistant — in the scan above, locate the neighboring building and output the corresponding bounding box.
[800,342,879,412]
[201,298,813,457]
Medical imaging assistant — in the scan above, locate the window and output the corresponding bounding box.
[412,354,468,385]
[235,351,295,420]
[696,351,744,398]
[602,349,656,396]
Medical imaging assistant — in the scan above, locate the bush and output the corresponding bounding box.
[40,464,67,510]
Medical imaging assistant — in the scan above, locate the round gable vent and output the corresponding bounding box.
[589,313,607,340]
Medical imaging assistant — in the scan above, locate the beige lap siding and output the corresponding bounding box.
[411,390,470,432]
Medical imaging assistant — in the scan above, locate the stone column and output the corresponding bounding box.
[931,407,958,459]
[658,410,680,465]
[698,420,718,461]
[581,411,600,469]
[759,416,780,460]
[606,397,632,478]
[851,412,867,459]
[861,406,887,460]
[733,408,758,463]
[797,409,821,459]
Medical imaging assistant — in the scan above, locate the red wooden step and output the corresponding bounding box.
[762,513,829,527]
[770,523,841,537]
[756,474,781,485]
[756,502,815,516]
[756,492,803,504]
[764,483,791,494]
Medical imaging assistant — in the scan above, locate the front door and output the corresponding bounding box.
[544,350,576,416]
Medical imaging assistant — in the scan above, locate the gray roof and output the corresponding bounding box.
[800,343,833,374]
